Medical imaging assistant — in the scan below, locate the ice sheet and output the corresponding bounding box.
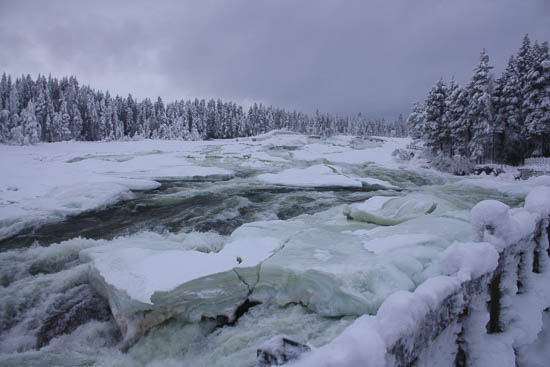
[344,194,439,225]
[257,165,364,188]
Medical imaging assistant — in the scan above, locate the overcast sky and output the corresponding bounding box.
[0,1,549,119]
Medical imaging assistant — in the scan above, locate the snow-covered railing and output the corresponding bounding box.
[406,143,424,151]
[524,157,550,171]
[287,185,550,367]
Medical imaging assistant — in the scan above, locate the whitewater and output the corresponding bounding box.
[0,131,548,366]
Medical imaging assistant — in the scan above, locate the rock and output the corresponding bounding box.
[474,166,504,177]
[256,336,311,366]
[36,284,112,349]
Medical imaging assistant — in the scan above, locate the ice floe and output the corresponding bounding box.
[343,194,439,225]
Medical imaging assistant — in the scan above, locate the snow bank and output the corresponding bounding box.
[291,137,410,169]
[454,173,550,198]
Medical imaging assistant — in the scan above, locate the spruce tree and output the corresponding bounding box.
[465,49,494,163]
[446,79,469,157]
[524,42,550,156]
[407,101,425,141]
[423,78,448,153]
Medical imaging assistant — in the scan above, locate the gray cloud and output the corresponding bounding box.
[1,0,549,119]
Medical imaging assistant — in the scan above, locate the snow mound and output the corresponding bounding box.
[524,185,550,217]
[471,199,537,249]
[440,241,499,280]
[290,315,386,367]
[344,194,437,225]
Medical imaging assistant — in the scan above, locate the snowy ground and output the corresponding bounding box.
[1,132,549,366]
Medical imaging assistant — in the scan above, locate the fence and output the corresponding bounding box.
[385,215,549,366]
[406,143,425,151]
[524,157,550,171]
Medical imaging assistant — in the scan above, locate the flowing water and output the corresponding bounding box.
[0,149,525,367]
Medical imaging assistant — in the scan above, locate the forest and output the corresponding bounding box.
[0,74,406,145]
[408,35,550,164]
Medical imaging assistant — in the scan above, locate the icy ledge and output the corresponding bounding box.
[81,235,283,350]
[257,164,398,190]
[289,185,550,367]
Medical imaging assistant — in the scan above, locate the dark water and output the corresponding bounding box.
[0,180,387,250]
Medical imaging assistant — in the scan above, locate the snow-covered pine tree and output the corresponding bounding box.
[465,49,494,163]
[492,56,526,163]
[35,82,52,142]
[20,100,40,144]
[423,78,448,153]
[446,79,470,157]
[58,99,72,141]
[0,73,9,110]
[407,101,426,141]
[524,41,550,156]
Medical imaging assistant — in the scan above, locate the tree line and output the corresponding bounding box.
[408,35,550,164]
[0,73,407,145]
